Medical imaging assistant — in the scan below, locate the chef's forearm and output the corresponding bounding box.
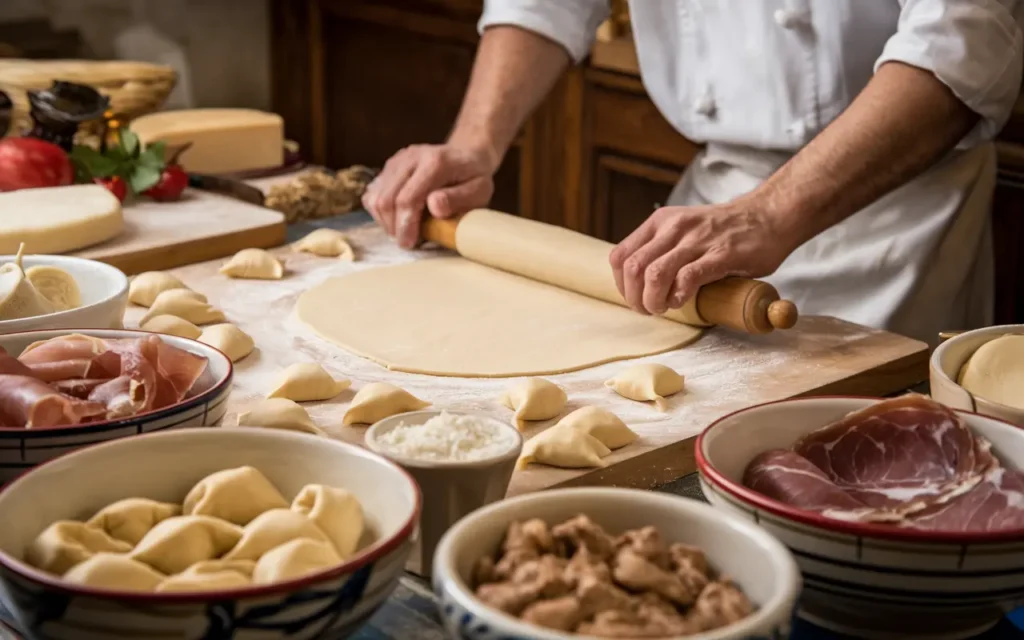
[447,26,570,171]
[751,61,980,252]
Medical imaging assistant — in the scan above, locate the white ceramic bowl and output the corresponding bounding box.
[931,324,1024,427]
[696,397,1024,640]
[0,255,128,333]
[0,329,232,484]
[433,487,801,640]
[0,427,421,640]
[366,410,522,576]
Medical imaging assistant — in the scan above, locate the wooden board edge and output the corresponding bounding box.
[93,222,288,275]
[537,342,931,495]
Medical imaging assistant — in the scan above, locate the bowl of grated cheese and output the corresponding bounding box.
[366,411,521,578]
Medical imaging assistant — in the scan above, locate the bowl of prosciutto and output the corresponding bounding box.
[696,395,1024,640]
[0,329,232,483]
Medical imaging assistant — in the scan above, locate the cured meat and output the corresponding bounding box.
[793,395,994,514]
[910,468,1024,533]
[742,395,1023,532]
[0,333,210,428]
[0,374,105,428]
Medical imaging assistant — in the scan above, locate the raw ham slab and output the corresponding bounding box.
[742,395,1024,532]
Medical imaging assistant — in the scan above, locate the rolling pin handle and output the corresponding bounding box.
[767,300,798,330]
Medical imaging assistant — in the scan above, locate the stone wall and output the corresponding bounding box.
[0,0,271,110]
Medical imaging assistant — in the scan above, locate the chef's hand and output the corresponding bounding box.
[609,200,795,315]
[362,144,497,249]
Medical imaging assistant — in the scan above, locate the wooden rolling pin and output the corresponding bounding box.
[421,210,798,335]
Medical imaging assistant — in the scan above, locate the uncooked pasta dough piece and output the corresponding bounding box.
[267,362,350,401]
[183,466,288,525]
[499,378,567,430]
[24,265,81,311]
[342,382,430,426]
[958,335,1024,410]
[199,323,254,362]
[0,248,56,321]
[253,538,341,585]
[517,424,611,470]
[25,521,132,574]
[220,248,284,280]
[128,271,189,307]
[156,559,256,593]
[297,258,701,377]
[86,497,181,545]
[62,553,166,591]
[223,508,330,561]
[140,289,223,326]
[291,484,365,559]
[237,398,325,436]
[556,406,637,450]
[130,515,243,575]
[605,363,685,411]
[293,228,355,259]
[140,314,202,340]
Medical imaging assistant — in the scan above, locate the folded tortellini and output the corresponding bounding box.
[605,363,684,411]
[253,538,341,585]
[499,377,567,430]
[220,248,284,280]
[62,552,166,592]
[130,515,243,575]
[156,559,256,593]
[25,521,132,574]
[267,363,350,402]
[140,288,225,326]
[183,466,289,525]
[140,314,203,340]
[129,271,190,307]
[293,228,355,260]
[223,509,331,562]
[556,406,638,450]
[237,398,325,436]
[516,425,610,470]
[86,497,182,546]
[291,484,364,559]
[342,382,430,426]
[199,323,255,362]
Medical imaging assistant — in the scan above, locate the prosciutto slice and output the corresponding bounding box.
[0,347,38,378]
[0,374,105,428]
[88,376,146,420]
[19,334,107,365]
[742,395,1024,532]
[53,378,109,399]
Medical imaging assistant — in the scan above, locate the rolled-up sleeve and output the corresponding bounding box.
[875,0,1024,145]
[479,0,610,63]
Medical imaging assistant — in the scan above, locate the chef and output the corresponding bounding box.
[363,1,1024,345]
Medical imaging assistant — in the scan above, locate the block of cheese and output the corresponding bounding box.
[130,108,285,174]
[0,185,124,254]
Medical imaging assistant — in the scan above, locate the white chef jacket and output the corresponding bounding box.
[479,0,1024,345]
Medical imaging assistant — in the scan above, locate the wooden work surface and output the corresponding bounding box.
[72,189,286,276]
[123,215,930,497]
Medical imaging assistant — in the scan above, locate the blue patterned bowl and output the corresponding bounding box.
[433,487,800,640]
[0,427,420,639]
[0,329,234,484]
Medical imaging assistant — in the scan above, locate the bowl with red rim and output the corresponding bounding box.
[0,328,233,483]
[0,427,421,639]
[696,396,1024,640]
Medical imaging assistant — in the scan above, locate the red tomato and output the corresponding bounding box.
[143,164,189,202]
[93,176,127,203]
[0,137,74,192]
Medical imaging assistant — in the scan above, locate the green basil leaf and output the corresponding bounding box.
[69,145,119,178]
[119,129,139,157]
[128,165,162,195]
[137,148,165,170]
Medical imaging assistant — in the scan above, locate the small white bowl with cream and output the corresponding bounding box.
[0,253,128,333]
[365,411,522,577]
[931,324,1024,427]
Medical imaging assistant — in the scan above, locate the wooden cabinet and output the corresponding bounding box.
[271,0,1024,324]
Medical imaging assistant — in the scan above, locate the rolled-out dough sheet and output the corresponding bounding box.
[296,257,702,378]
[455,209,710,327]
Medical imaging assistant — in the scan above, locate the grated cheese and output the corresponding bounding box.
[374,411,517,462]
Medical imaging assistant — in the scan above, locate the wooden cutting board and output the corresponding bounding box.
[72,189,286,275]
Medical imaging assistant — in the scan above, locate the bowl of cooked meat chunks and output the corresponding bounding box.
[432,487,800,639]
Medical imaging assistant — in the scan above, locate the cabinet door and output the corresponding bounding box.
[993,171,1024,324]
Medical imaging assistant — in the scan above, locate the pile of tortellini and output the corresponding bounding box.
[24,466,367,593]
[0,244,81,321]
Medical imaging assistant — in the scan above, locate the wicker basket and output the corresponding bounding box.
[0,59,176,141]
